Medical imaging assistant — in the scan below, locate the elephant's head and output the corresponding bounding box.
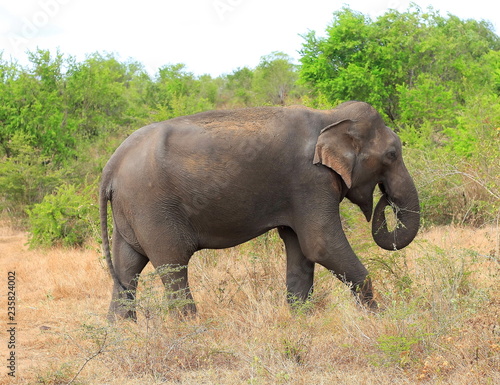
[313,101,420,250]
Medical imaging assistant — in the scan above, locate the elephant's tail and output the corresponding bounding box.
[99,180,126,292]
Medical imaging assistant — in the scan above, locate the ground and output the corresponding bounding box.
[0,222,498,384]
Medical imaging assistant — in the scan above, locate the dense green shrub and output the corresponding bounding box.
[26,184,99,247]
[400,92,500,226]
[0,133,65,217]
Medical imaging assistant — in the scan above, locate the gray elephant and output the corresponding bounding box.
[100,101,420,319]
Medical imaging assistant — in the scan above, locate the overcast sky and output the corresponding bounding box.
[1,0,499,77]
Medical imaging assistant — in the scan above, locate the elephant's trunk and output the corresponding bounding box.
[371,177,420,251]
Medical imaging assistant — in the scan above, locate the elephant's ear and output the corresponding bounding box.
[313,119,359,189]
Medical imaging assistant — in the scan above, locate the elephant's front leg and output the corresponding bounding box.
[294,211,378,310]
[278,227,315,304]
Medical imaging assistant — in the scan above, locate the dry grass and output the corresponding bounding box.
[1,222,499,384]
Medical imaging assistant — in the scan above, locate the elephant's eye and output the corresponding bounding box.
[385,150,397,161]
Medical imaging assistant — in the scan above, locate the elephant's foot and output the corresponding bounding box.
[172,301,197,319]
[107,302,138,323]
[107,287,139,322]
[357,295,379,312]
[354,278,379,312]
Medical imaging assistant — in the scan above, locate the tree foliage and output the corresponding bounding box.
[253,52,299,105]
[299,6,500,122]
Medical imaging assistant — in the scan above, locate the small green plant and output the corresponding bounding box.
[288,296,316,315]
[26,184,98,247]
[281,336,310,365]
[368,249,414,300]
[376,333,424,367]
[36,362,78,385]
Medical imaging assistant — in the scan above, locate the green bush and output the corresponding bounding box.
[401,92,500,227]
[26,184,98,247]
[0,133,64,218]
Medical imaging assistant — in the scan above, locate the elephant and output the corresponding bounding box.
[100,101,420,320]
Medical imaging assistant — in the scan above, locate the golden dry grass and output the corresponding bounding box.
[1,222,499,384]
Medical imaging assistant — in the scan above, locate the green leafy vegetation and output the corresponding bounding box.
[1,5,499,245]
[26,184,98,247]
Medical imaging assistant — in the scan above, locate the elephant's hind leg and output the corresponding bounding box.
[278,226,315,304]
[108,230,149,321]
[144,236,198,316]
[156,262,197,316]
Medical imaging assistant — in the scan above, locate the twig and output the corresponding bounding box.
[426,167,500,201]
[452,170,500,200]
[476,254,500,264]
[67,329,109,385]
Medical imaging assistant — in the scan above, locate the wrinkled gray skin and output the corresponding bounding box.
[100,101,420,320]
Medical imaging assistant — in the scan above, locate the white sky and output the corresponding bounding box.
[1,0,499,77]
